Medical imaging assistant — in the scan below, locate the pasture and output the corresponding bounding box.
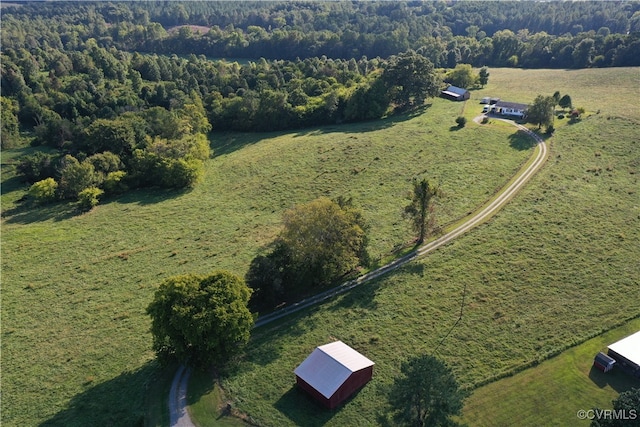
[1,67,638,426]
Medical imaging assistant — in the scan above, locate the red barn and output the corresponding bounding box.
[294,341,374,409]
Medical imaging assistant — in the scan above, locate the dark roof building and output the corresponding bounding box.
[440,85,470,101]
[607,331,640,378]
[294,341,375,409]
[494,100,529,118]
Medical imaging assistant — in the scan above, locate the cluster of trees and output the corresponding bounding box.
[3,2,638,69]
[246,197,370,312]
[147,185,445,367]
[445,64,488,89]
[526,91,578,133]
[3,33,446,206]
[16,94,212,208]
[246,177,442,313]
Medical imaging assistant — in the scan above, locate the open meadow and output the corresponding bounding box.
[1,67,639,426]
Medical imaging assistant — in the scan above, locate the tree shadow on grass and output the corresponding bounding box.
[208,105,433,157]
[210,131,271,158]
[113,187,188,206]
[1,173,27,195]
[329,276,383,312]
[293,104,433,138]
[509,129,538,151]
[247,314,322,367]
[2,201,77,224]
[2,186,189,224]
[588,365,639,393]
[40,361,164,427]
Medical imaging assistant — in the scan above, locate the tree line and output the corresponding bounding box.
[2,1,639,68]
[3,38,443,207]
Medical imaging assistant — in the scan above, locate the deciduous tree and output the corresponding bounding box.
[446,63,476,89]
[280,197,369,287]
[57,155,97,199]
[558,94,572,110]
[388,354,467,427]
[591,388,640,427]
[147,271,254,368]
[77,186,104,210]
[404,178,442,244]
[382,50,439,110]
[28,177,58,204]
[527,94,555,129]
[478,66,490,87]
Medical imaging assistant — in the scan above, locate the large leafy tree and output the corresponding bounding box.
[404,178,442,244]
[57,155,98,199]
[388,354,468,427]
[146,271,254,368]
[527,94,555,129]
[280,197,369,287]
[558,94,572,110]
[446,63,476,89]
[382,50,440,111]
[81,118,137,156]
[246,197,369,311]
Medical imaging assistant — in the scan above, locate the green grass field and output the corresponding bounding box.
[1,67,638,426]
[460,317,640,427]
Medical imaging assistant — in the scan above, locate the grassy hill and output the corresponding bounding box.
[1,67,638,426]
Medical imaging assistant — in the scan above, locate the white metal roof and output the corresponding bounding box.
[444,85,468,96]
[608,330,640,367]
[294,341,374,399]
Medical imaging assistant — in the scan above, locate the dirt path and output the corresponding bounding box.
[169,365,194,427]
[168,117,548,426]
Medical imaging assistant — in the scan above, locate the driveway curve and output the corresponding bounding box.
[168,116,548,426]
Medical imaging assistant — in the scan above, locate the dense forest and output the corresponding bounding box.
[2,1,639,204]
[3,1,639,66]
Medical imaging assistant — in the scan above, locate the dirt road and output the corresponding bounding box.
[168,117,548,426]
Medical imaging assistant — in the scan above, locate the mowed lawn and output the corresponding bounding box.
[460,317,640,427]
[1,88,530,425]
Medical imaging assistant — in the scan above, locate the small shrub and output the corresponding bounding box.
[28,178,58,204]
[557,114,565,119]
[481,116,489,124]
[455,116,467,128]
[545,125,555,135]
[77,186,104,211]
[103,170,128,194]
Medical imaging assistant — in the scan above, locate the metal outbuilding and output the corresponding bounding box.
[294,341,374,409]
[593,352,616,373]
[440,85,471,101]
[608,330,640,378]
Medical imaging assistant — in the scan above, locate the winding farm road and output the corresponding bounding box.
[168,116,548,426]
